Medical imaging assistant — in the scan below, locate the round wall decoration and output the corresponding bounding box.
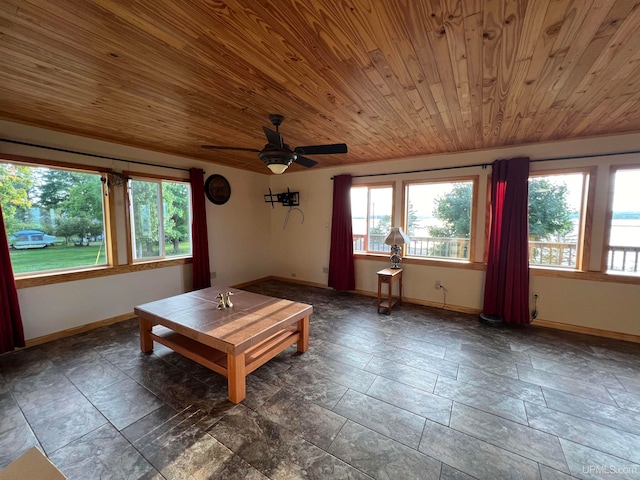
[204,174,231,205]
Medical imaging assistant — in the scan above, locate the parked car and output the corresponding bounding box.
[9,230,57,249]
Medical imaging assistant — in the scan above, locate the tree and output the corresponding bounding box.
[162,182,189,253]
[0,163,33,233]
[528,179,573,241]
[430,179,574,241]
[55,216,102,245]
[62,173,104,225]
[369,214,391,236]
[37,169,75,210]
[430,183,472,238]
[406,201,421,237]
[369,202,421,237]
[130,180,161,257]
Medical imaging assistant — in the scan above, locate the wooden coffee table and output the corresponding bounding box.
[134,287,312,403]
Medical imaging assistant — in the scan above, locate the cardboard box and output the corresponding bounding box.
[0,447,66,480]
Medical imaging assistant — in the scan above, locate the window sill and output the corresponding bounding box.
[530,267,640,284]
[15,257,192,289]
[354,253,485,270]
[131,255,192,264]
[354,252,388,260]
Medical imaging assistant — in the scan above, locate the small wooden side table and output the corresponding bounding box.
[377,268,403,314]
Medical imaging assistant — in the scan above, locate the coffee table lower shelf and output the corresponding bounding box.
[150,324,302,403]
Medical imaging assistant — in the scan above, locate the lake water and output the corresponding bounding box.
[610,219,640,246]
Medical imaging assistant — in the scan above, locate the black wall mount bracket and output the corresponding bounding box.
[264,188,300,208]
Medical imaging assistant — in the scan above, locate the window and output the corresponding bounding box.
[528,171,589,269]
[1,161,108,274]
[606,166,640,275]
[403,179,475,260]
[351,183,394,253]
[128,177,192,261]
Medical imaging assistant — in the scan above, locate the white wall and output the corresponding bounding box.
[17,266,191,340]
[1,121,271,340]
[269,133,640,337]
[2,119,640,339]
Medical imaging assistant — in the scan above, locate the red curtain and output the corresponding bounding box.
[0,203,25,353]
[482,157,531,324]
[190,168,211,290]
[328,174,355,291]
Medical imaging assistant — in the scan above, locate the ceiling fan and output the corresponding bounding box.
[201,114,348,174]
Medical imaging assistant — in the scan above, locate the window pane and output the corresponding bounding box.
[162,181,192,257]
[130,179,162,259]
[351,187,367,252]
[528,173,584,268]
[1,162,107,274]
[607,168,640,275]
[350,185,393,253]
[405,181,472,259]
[368,187,392,252]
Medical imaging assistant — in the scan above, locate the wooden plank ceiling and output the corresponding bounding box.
[1,0,640,174]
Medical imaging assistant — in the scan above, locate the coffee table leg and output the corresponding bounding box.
[227,352,246,403]
[139,317,153,353]
[297,316,309,352]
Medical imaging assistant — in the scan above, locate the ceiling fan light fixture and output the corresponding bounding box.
[267,162,289,174]
[260,149,295,174]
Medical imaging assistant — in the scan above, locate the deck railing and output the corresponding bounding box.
[353,234,640,273]
[528,242,577,268]
[353,234,469,259]
[607,246,640,273]
[406,237,469,258]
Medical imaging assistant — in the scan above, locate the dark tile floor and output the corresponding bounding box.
[1,280,640,479]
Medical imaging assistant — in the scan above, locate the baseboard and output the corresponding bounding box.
[24,312,137,348]
[352,289,481,315]
[404,296,482,315]
[264,276,331,290]
[231,276,275,289]
[532,318,640,344]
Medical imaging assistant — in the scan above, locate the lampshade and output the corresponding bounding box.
[267,163,289,174]
[384,227,409,246]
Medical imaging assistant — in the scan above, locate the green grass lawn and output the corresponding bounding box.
[167,242,192,257]
[10,243,108,274]
[10,241,192,274]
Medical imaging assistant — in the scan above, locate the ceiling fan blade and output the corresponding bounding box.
[293,155,318,168]
[294,143,348,155]
[263,126,283,148]
[201,145,260,152]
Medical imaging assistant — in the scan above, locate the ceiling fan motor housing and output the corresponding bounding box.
[259,147,296,168]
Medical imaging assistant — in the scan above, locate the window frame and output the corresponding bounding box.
[124,171,193,264]
[1,154,116,279]
[401,175,479,264]
[351,181,395,256]
[527,167,595,272]
[602,163,640,276]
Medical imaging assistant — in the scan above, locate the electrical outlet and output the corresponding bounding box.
[533,292,540,300]
[435,280,442,289]
[322,267,329,274]
[210,271,216,279]
[291,273,297,278]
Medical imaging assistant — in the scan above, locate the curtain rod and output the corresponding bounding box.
[0,138,190,172]
[333,148,640,179]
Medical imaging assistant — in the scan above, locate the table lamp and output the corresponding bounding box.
[384,227,409,269]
